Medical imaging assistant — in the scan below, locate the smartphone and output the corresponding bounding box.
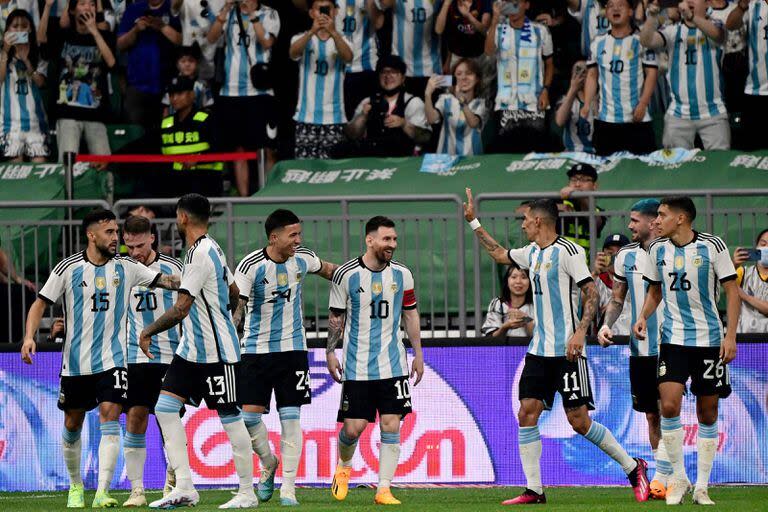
[14,31,28,44]
[499,0,521,16]
[437,75,454,88]
[319,5,331,15]
[573,61,586,78]
[745,248,764,262]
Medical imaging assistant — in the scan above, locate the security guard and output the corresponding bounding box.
[160,75,223,196]
[558,163,606,259]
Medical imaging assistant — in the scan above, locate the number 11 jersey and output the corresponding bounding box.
[644,232,737,348]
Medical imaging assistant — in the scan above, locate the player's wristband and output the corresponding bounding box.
[469,218,481,231]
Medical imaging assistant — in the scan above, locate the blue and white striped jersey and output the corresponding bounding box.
[588,31,657,123]
[741,0,768,96]
[292,32,351,125]
[613,242,661,357]
[644,232,737,348]
[0,59,49,135]
[38,252,160,376]
[234,247,322,354]
[126,253,183,365]
[508,237,593,358]
[569,0,610,59]
[337,0,379,73]
[177,235,240,364]
[329,258,417,381]
[221,5,280,97]
[435,93,487,155]
[657,23,726,120]
[384,0,442,77]
[560,95,595,152]
[494,18,553,112]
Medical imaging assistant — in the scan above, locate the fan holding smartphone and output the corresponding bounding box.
[732,229,768,334]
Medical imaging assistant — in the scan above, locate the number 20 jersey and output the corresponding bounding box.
[235,247,322,354]
[644,232,737,348]
[126,253,183,365]
[329,258,417,381]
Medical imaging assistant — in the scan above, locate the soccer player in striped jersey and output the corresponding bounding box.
[582,0,658,156]
[290,0,353,159]
[635,196,740,505]
[232,209,338,506]
[568,0,610,59]
[121,215,183,507]
[378,0,442,95]
[639,0,730,150]
[327,216,424,506]
[726,0,768,150]
[20,208,180,509]
[138,194,256,509]
[336,0,384,119]
[465,191,650,505]
[597,199,672,500]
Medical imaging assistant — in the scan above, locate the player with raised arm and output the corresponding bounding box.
[464,190,649,505]
[20,208,179,509]
[138,194,256,509]
[597,199,671,500]
[326,216,424,506]
[634,196,740,505]
[121,215,184,507]
[232,209,338,506]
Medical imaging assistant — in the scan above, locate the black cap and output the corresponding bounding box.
[566,163,598,180]
[376,54,407,76]
[166,75,195,94]
[177,42,201,61]
[602,233,630,249]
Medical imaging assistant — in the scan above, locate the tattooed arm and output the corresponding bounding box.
[316,260,339,281]
[566,280,599,362]
[154,274,181,290]
[228,282,240,314]
[140,293,193,358]
[597,280,628,347]
[464,188,512,264]
[232,297,248,335]
[326,309,346,383]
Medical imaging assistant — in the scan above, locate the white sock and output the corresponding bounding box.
[97,421,121,493]
[696,422,718,491]
[278,408,302,497]
[124,432,147,491]
[155,395,195,491]
[518,426,543,494]
[378,432,400,490]
[653,443,672,485]
[584,421,637,474]
[243,411,276,467]
[661,416,686,480]
[61,427,83,486]
[338,430,358,467]
[220,412,255,495]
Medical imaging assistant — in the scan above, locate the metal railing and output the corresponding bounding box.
[2,189,767,343]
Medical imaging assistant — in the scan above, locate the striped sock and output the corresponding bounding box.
[243,411,274,465]
[124,432,147,491]
[61,427,82,486]
[654,443,673,484]
[378,432,401,490]
[518,426,543,495]
[279,407,302,497]
[219,411,255,494]
[696,422,718,491]
[338,430,358,467]
[584,421,637,474]
[661,416,686,479]
[97,421,121,492]
[155,394,194,491]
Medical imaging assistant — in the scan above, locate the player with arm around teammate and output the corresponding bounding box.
[633,196,740,506]
[597,199,672,500]
[231,209,338,506]
[465,190,650,505]
[326,216,424,506]
[21,208,179,509]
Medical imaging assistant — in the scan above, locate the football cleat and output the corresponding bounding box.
[91,490,118,508]
[123,488,148,508]
[218,492,259,509]
[280,494,300,507]
[665,477,691,505]
[149,487,200,509]
[163,467,176,497]
[649,479,667,500]
[627,458,650,502]
[692,488,715,505]
[374,489,401,505]
[257,456,279,502]
[331,465,351,501]
[501,489,547,505]
[67,483,85,508]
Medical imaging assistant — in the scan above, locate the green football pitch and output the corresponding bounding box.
[2,487,768,511]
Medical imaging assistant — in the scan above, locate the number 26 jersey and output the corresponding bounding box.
[644,232,737,348]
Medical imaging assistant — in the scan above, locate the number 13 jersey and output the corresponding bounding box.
[329,258,417,381]
[644,232,737,348]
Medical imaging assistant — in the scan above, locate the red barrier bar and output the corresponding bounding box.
[75,152,258,164]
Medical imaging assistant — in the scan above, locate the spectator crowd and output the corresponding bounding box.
[0,0,767,194]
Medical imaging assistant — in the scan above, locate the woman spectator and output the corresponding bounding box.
[481,262,534,338]
[733,229,768,334]
[0,9,49,162]
[425,58,487,155]
[555,60,595,153]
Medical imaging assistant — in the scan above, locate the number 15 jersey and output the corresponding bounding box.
[329,258,417,381]
[644,232,736,348]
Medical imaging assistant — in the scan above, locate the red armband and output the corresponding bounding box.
[403,289,417,309]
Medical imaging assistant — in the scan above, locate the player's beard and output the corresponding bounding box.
[96,241,116,259]
[375,247,394,264]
